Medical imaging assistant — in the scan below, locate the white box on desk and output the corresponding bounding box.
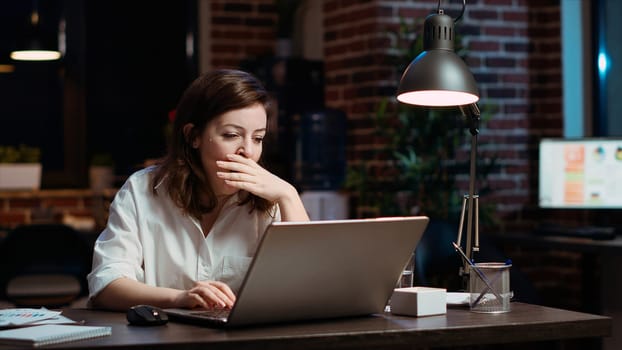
[390,287,447,317]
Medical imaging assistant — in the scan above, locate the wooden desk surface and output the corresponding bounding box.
[1,303,610,350]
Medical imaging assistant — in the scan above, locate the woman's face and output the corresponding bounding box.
[194,103,267,196]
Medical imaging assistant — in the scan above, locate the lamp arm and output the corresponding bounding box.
[459,103,480,136]
[466,131,479,258]
[454,0,466,23]
[456,103,481,266]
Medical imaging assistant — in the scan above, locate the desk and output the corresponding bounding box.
[1,303,610,350]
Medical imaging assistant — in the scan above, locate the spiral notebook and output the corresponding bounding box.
[0,324,112,347]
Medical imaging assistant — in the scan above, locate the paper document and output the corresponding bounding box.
[446,292,470,305]
[0,308,71,328]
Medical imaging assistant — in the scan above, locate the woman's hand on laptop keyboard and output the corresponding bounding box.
[175,280,236,309]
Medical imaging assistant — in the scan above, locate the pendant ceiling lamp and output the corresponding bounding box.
[10,0,62,61]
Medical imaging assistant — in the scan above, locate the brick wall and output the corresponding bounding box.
[0,190,115,234]
[206,0,278,69]
[323,0,404,190]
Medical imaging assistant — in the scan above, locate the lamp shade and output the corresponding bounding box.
[10,49,61,62]
[10,9,61,61]
[397,10,478,107]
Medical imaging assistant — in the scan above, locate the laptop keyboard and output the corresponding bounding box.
[189,308,231,320]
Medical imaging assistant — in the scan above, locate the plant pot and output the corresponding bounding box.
[89,166,114,190]
[0,163,42,190]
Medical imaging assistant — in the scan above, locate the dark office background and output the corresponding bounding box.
[0,0,197,187]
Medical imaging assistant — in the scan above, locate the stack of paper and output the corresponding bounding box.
[0,308,77,328]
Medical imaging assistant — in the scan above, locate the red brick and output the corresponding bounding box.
[6,198,41,209]
[469,40,501,52]
[0,211,28,227]
[43,197,82,208]
[502,11,529,22]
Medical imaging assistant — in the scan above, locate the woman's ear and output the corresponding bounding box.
[183,123,198,148]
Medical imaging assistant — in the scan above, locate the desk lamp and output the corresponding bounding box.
[396,0,481,278]
[10,0,62,61]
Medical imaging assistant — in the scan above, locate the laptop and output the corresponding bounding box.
[165,216,429,327]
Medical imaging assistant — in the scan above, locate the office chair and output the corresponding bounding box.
[0,224,93,308]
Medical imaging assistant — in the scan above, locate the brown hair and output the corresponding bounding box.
[151,69,274,219]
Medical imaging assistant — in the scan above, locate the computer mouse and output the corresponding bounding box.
[126,304,169,326]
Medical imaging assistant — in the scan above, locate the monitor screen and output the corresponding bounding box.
[539,138,622,209]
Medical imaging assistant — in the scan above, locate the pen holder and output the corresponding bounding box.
[468,262,512,313]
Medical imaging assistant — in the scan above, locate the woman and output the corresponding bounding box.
[87,69,309,311]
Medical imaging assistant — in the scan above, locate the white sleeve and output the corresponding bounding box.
[86,180,145,301]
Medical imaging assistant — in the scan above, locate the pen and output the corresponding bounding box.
[451,242,504,306]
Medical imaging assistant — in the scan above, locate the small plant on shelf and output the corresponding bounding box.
[0,144,41,163]
[90,153,115,167]
[0,145,42,190]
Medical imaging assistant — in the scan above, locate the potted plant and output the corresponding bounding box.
[0,144,42,190]
[89,153,115,190]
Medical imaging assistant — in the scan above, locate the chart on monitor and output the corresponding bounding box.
[539,138,622,209]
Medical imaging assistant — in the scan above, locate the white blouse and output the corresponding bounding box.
[87,166,280,301]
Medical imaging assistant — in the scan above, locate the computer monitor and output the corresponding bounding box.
[539,137,622,209]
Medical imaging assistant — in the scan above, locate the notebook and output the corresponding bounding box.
[0,324,112,347]
[165,216,429,327]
